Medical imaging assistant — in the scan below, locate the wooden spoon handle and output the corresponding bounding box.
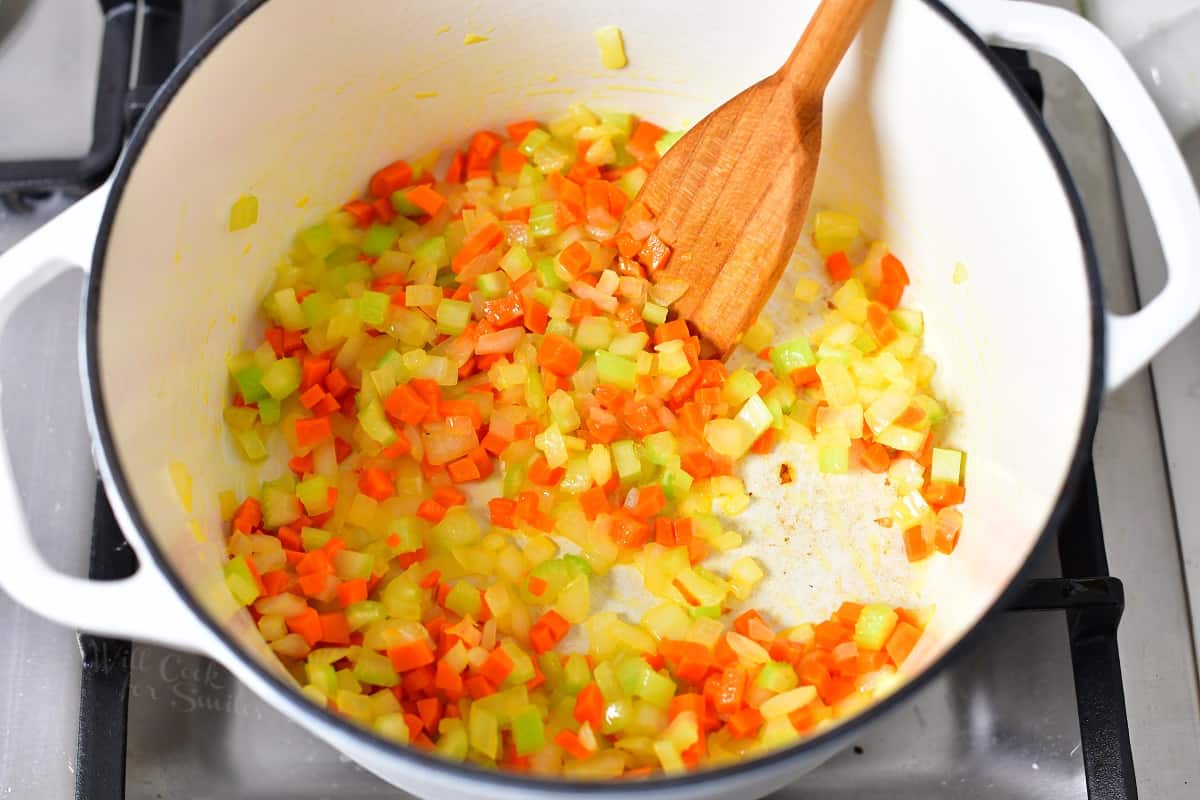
[781,0,875,97]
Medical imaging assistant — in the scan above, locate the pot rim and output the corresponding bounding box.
[82,0,1106,792]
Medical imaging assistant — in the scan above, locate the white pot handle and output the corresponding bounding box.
[0,185,208,653]
[948,0,1200,390]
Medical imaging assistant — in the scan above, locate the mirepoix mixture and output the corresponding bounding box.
[218,104,965,778]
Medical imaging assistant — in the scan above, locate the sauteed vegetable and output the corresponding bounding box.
[219,106,964,776]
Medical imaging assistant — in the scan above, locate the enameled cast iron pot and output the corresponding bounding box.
[1,1,1198,797]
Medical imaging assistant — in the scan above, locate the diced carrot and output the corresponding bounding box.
[263,327,285,358]
[417,499,448,523]
[574,682,605,728]
[323,368,351,398]
[826,251,853,281]
[527,455,565,487]
[610,512,650,547]
[523,299,549,334]
[654,318,690,344]
[405,184,446,216]
[903,526,932,562]
[876,280,903,309]
[451,222,504,273]
[319,612,351,645]
[369,160,413,197]
[881,252,910,287]
[632,484,666,518]
[527,576,549,596]
[469,130,504,161]
[886,621,921,665]
[655,517,675,546]
[537,333,582,376]
[336,578,368,608]
[384,383,431,425]
[727,707,765,739]
[295,416,333,448]
[924,481,966,507]
[342,199,375,228]
[286,607,322,647]
[480,294,525,328]
[301,356,331,390]
[388,640,435,672]
[260,570,290,597]
[632,234,669,276]
[296,549,331,576]
[435,659,465,696]
[559,241,592,277]
[358,467,395,501]
[488,497,517,529]
[627,120,666,162]
[433,486,466,508]
[713,665,746,714]
[447,456,483,483]
[465,675,496,699]
[478,647,515,685]
[506,119,540,142]
[232,497,262,533]
[416,697,443,732]
[555,729,592,760]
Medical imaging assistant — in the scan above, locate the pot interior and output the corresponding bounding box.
[92,0,1095,773]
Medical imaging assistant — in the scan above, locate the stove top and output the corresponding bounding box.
[1,2,1198,799]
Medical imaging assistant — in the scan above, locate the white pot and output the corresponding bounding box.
[1,1,1198,798]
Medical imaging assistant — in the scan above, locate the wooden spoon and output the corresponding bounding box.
[633,0,874,356]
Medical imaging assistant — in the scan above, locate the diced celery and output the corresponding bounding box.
[300,223,336,259]
[414,235,449,268]
[260,357,301,399]
[890,308,924,335]
[529,202,559,239]
[511,705,546,756]
[594,25,627,69]
[295,476,330,515]
[333,550,374,581]
[770,338,816,378]
[306,661,337,696]
[735,394,773,441]
[300,292,333,327]
[617,166,647,200]
[256,397,281,425]
[445,581,482,618]
[854,603,899,651]
[358,399,398,445]
[609,332,649,357]
[358,290,390,326]
[468,704,500,759]
[353,649,399,687]
[499,245,532,279]
[261,483,300,528]
[390,189,424,217]
[374,712,411,744]
[655,130,685,157]
[362,223,398,256]
[755,661,799,693]
[931,447,963,484]
[641,431,678,466]
[876,424,925,452]
[813,210,859,257]
[689,605,720,619]
[223,555,260,606]
[476,271,511,300]
[564,653,592,693]
[816,360,857,407]
[229,194,258,232]
[660,464,693,502]
[233,428,268,462]
[641,301,668,325]
[722,368,761,406]
[534,255,566,290]
[346,600,385,632]
[575,316,614,351]
[435,298,472,335]
[611,440,644,484]
[518,128,552,158]
[325,243,361,267]
[595,350,637,390]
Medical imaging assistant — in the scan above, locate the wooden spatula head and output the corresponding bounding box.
[634,0,873,357]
